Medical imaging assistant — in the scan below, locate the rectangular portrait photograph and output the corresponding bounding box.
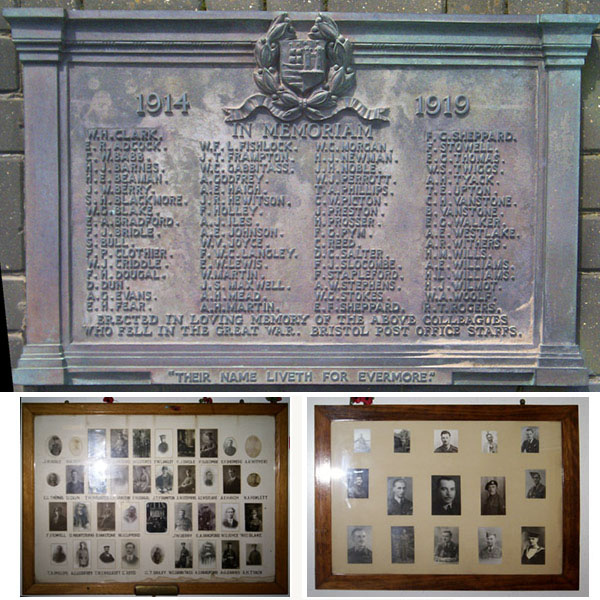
[347,468,369,499]
[433,527,459,563]
[478,527,502,564]
[431,475,461,515]
[391,526,415,564]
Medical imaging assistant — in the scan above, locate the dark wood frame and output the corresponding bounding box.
[314,404,580,591]
[22,402,288,595]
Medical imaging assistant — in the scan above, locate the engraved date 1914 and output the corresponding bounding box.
[415,95,469,117]
[136,93,190,116]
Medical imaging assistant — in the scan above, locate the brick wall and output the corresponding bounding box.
[1,0,599,386]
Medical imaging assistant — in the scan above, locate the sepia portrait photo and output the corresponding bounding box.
[72,501,91,531]
[387,477,413,515]
[199,465,218,493]
[200,429,218,457]
[223,437,237,456]
[156,430,172,457]
[247,472,261,487]
[132,428,151,458]
[434,429,459,453]
[221,503,240,530]
[431,475,461,515]
[110,428,128,458]
[150,544,165,565]
[74,540,90,569]
[526,470,546,498]
[174,541,193,569]
[347,526,372,564]
[132,465,151,494]
[245,434,262,458]
[155,465,173,494]
[177,429,195,457]
[174,502,193,531]
[391,526,415,563]
[198,502,216,531]
[521,426,540,453]
[244,503,263,532]
[478,527,502,563]
[246,543,262,566]
[178,465,196,494]
[221,540,240,569]
[480,476,506,515]
[121,503,139,531]
[51,543,67,565]
[199,540,217,567]
[46,472,59,487]
[97,502,116,531]
[434,527,459,563]
[146,502,168,533]
[98,540,116,565]
[223,465,241,494]
[121,540,139,568]
[48,435,62,457]
[393,429,410,453]
[65,465,85,494]
[347,468,369,499]
[482,430,498,453]
[353,428,371,453]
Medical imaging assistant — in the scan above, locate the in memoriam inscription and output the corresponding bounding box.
[5,10,598,386]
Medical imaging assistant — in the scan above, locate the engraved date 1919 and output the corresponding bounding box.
[415,95,469,117]
[136,92,190,116]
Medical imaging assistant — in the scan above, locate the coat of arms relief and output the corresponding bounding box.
[224,13,389,122]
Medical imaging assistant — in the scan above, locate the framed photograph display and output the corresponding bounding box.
[22,402,288,595]
[314,404,579,591]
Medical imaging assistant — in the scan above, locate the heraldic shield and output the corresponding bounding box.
[280,39,327,94]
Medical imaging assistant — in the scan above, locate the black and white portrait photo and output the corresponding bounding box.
[353,428,371,453]
[110,464,129,495]
[66,465,85,494]
[480,476,506,515]
[521,426,540,453]
[150,545,165,565]
[223,465,241,495]
[526,470,546,498]
[175,503,193,531]
[177,429,196,457]
[221,540,240,569]
[121,541,139,568]
[97,502,116,531]
[387,477,413,515]
[156,430,172,458]
[478,527,502,563]
[132,465,151,494]
[245,434,262,458]
[393,429,411,453]
[46,472,59,487]
[110,429,128,458]
[51,543,67,564]
[49,502,67,531]
[121,503,139,531]
[200,465,218,493]
[222,504,240,530]
[74,540,90,569]
[146,502,168,533]
[347,468,369,499]
[391,526,415,563]
[482,430,498,453]
[431,475,461,515]
[244,503,262,532]
[88,462,107,494]
[434,429,459,453]
[87,428,106,459]
[48,435,62,457]
[69,436,83,456]
[200,429,218,458]
[198,503,216,531]
[347,526,372,564]
[199,541,217,567]
[178,465,196,494]
[223,437,237,456]
[246,543,262,566]
[132,428,151,458]
[434,527,459,563]
[174,541,193,569]
[73,502,90,531]
[521,527,545,564]
[155,465,173,494]
[98,541,116,565]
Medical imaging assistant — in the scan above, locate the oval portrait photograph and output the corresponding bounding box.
[245,435,262,458]
[48,435,62,456]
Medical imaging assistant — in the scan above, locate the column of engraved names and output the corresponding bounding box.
[195,132,300,339]
[312,132,406,338]
[84,128,183,339]
[422,130,523,339]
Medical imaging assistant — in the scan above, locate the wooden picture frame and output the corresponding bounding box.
[314,404,579,591]
[22,402,288,595]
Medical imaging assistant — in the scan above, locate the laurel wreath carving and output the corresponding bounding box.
[250,13,356,121]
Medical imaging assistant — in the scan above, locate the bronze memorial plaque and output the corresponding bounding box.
[5,10,598,386]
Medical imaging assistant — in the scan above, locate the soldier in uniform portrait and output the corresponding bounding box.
[347,526,372,563]
[526,471,546,498]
